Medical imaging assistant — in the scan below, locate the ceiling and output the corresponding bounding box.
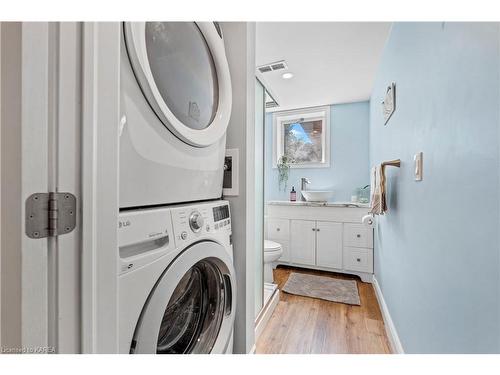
[256,22,391,112]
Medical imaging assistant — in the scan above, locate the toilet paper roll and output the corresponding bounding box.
[361,214,374,227]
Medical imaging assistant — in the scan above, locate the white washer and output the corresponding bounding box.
[120,22,232,209]
[118,200,236,354]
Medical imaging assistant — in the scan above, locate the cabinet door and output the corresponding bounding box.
[316,221,343,269]
[267,218,289,241]
[290,220,316,266]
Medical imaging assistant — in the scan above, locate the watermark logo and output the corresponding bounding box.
[1,346,56,354]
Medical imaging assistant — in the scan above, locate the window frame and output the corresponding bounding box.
[272,106,331,169]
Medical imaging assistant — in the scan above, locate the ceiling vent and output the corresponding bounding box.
[257,60,288,74]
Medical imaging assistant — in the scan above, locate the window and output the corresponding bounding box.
[273,106,330,168]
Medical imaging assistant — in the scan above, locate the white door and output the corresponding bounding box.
[290,220,316,266]
[0,23,86,353]
[123,22,232,147]
[316,221,343,269]
[132,241,236,354]
[1,22,121,354]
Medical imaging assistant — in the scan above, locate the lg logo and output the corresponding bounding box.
[119,220,131,229]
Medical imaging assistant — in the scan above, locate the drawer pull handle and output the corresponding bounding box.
[356,234,361,238]
[356,258,361,262]
[317,229,320,232]
[312,228,315,231]
[276,228,280,232]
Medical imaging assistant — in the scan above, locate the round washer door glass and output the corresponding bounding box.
[145,22,219,130]
[156,259,225,354]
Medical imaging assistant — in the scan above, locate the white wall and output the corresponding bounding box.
[221,22,257,354]
[1,21,2,349]
[0,21,2,349]
[0,22,22,351]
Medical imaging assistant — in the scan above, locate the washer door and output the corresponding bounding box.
[132,241,236,354]
[124,22,232,148]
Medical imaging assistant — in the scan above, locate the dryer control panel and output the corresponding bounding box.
[171,201,231,247]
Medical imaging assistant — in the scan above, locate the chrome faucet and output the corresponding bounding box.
[300,177,311,201]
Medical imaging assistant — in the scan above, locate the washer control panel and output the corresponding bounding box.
[118,207,174,275]
[171,201,231,246]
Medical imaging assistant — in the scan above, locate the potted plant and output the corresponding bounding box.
[277,155,294,192]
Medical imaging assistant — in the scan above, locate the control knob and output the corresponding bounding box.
[189,211,204,233]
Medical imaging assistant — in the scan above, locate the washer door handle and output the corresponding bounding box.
[223,274,232,316]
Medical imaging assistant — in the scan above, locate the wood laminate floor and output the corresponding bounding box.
[255,266,392,354]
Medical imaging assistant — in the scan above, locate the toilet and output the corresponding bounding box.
[264,240,283,283]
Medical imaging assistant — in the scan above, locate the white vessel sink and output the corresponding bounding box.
[301,190,334,202]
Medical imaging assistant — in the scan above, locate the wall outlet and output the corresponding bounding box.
[414,152,423,181]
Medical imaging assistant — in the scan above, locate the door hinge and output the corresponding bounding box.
[25,192,77,239]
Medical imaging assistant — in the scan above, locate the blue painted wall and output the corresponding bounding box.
[265,102,370,202]
[370,23,500,353]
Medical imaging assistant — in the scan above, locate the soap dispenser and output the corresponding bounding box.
[290,186,297,202]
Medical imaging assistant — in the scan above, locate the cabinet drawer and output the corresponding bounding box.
[343,224,373,248]
[343,247,373,273]
[267,218,289,241]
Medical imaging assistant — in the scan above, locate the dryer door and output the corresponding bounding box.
[123,22,232,148]
[132,241,236,354]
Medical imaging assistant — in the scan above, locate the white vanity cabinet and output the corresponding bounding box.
[266,202,374,283]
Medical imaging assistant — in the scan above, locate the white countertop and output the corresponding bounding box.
[267,200,370,208]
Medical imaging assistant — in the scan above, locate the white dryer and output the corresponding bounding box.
[120,22,232,209]
[118,200,236,354]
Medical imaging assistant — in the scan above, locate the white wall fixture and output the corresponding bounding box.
[223,148,239,196]
[382,82,396,125]
[414,152,423,181]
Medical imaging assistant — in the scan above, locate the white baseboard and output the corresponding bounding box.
[254,288,280,342]
[372,276,404,354]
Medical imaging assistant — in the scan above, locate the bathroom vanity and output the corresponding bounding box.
[266,201,374,283]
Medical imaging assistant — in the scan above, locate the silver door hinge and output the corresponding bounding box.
[25,192,77,239]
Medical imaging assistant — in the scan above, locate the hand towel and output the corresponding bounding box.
[369,164,387,215]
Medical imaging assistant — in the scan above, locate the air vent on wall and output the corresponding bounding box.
[265,101,279,109]
[265,91,279,109]
[257,60,288,74]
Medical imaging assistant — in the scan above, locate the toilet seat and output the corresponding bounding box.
[264,240,282,252]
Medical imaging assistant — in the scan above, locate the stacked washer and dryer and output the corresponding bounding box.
[118,22,236,354]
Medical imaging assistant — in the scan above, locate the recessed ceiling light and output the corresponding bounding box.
[282,72,294,79]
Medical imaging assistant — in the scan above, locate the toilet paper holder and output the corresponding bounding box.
[361,214,374,227]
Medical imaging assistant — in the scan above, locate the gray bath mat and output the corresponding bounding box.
[282,273,360,305]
